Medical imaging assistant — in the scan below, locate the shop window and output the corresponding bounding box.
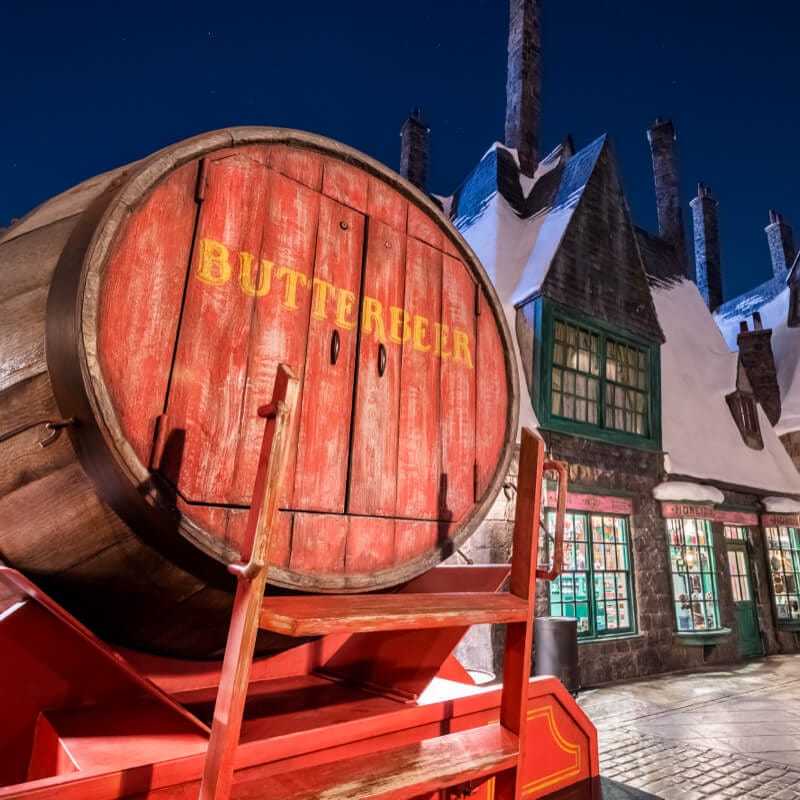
[765,527,800,622]
[667,518,722,632]
[524,298,661,449]
[547,511,635,639]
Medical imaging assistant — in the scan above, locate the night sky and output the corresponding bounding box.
[2,0,798,301]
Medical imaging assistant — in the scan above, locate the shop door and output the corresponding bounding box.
[727,546,762,658]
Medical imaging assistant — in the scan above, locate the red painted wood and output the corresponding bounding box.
[406,204,443,250]
[97,162,198,464]
[322,158,369,212]
[159,154,273,504]
[345,517,395,574]
[396,239,443,520]
[228,171,320,507]
[348,220,406,517]
[393,520,441,562]
[290,197,364,512]
[288,513,347,575]
[258,593,528,637]
[268,146,323,191]
[440,255,477,524]
[367,177,408,231]
[475,291,509,499]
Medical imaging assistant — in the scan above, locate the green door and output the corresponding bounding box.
[728,546,762,658]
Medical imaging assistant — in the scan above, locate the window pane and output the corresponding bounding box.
[666,518,721,632]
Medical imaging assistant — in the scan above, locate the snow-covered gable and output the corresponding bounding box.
[453,135,604,309]
[715,285,800,435]
[653,277,800,493]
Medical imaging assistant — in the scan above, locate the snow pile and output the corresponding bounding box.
[653,279,800,494]
[652,481,725,504]
[762,496,800,513]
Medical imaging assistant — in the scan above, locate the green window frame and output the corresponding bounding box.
[765,527,800,623]
[667,518,722,632]
[546,510,635,639]
[526,298,661,449]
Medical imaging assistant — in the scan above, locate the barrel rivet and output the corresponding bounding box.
[384,241,391,248]
[340,221,348,230]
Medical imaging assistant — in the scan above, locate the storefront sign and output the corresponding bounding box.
[660,503,758,526]
[762,513,800,528]
[544,491,633,516]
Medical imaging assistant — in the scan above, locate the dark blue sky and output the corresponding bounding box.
[2,0,797,300]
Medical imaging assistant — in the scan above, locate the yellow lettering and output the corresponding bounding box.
[311,278,336,320]
[196,238,232,285]
[434,323,452,359]
[453,329,474,369]
[362,296,386,342]
[412,315,431,352]
[238,252,273,297]
[335,289,357,329]
[277,267,309,310]
[389,306,412,344]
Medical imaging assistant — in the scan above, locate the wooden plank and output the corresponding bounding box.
[348,219,405,517]
[268,146,323,191]
[288,513,347,575]
[231,725,518,800]
[228,170,320,507]
[259,592,528,636]
[367,176,408,231]
[345,517,395,574]
[290,197,364,512]
[161,154,272,506]
[227,510,292,568]
[97,162,198,465]
[396,238,442,519]
[440,255,477,523]
[475,290,509,498]
[321,158,369,212]
[407,203,443,250]
[393,520,441,563]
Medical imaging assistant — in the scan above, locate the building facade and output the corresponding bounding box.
[418,0,800,686]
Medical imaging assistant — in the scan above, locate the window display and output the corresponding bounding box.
[548,511,634,639]
[666,517,721,632]
[765,526,800,622]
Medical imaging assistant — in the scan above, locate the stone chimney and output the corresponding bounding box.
[737,314,781,426]
[690,183,723,311]
[505,0,541,177]
[765,209,795,279]
[647,118,690,280]
[399,108,429,192]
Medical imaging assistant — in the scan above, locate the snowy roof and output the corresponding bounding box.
[653,277,800,494]
[447,136,606,440]
[715,285,800,435]
[452,135,605,308]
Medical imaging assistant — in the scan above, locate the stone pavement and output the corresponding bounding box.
[577,654,800,799]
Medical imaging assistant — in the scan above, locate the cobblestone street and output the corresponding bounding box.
[577,655,800,799]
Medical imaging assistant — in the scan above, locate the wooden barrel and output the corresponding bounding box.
[0,128,518,657]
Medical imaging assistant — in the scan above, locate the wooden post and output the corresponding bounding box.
[198,364,299,800]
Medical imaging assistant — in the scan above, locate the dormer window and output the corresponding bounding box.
[725,392,763,450]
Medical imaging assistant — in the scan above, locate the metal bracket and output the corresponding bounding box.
[0,417,76,448]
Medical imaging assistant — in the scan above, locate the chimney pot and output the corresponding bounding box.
[740,321,749,333]
[647,118,691,281]
[753,311,763,330]
[765,210,796,278]
[399,109,429,192]
[505,0,542,175]
[691,183,723,310]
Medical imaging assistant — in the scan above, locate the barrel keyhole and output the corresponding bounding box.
[331,330,341,365]
[378,343,387,377]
